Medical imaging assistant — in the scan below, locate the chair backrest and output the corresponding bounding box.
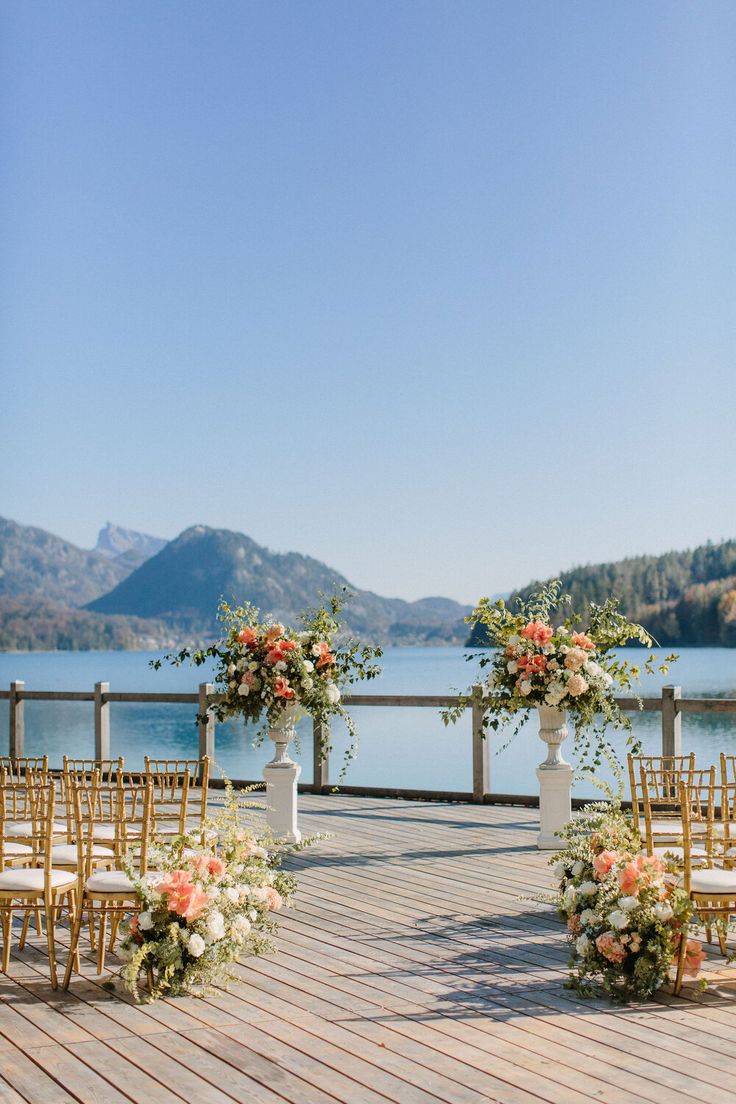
[0,775,57,878]
[720,754,736,787]
[147,767,191,838]
[69,774,154,881]
[144,756,210,833]
[679,769,717,889]
[62,756,124,783]
[627,754,695,835]
[639,758,702,853]
[0,755,49,783]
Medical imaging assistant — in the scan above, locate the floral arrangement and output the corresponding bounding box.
[118,781,307,1001]
[153,592,382,778]
[443,580,676,772]
[553,802,703,1001]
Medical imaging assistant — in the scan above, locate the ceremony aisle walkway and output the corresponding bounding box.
[1,794,736,1104]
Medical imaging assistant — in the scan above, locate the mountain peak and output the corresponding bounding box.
[95,523,167,561]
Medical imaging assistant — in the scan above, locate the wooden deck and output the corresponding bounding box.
[3,794,736,1104]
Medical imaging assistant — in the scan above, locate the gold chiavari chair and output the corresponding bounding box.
[637,758,700,854]
[145,766,191,839]
[0,778,77,988]
[627,753,695,838]
[3,766,66,847]
[52,770,116,874]
[59,758,124,842]
[674,775,736,993]
[144,756,210,844]
[0,756,49,783]
[63,774,155,982]
[720,754,736,788]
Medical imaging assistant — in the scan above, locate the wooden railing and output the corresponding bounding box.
[1,681,735,804]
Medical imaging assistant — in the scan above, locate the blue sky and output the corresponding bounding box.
[2,1,735,603]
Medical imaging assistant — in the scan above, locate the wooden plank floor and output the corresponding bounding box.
[2,794,736,1104]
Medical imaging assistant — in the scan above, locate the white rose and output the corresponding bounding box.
[553,861,567,880]
[507,661,518,675]
[619,896,639,912]
[233,914,251,934]
[274,661,287,671]
[227,663,236,675]
[571,860,584,877]
[579,909,599,926]
[577,881,598,897]
[653,901,674,922]
[608,909,629,930]
[325,683,341,704]
[508,634,521,646]
[303,660,314,672]
[249,661,259,671]
[302,677,314,690]
[563,885,577,909]
[237,658,247,670]
[575,934,591,956]
[237,684,250,696]
[556,626,568,635]
[585,661,602,678]
[206,910,226,940]
[249,846,267,859]
[187,933,206,957]
[248,909,258,921]
[519,680,532,697]
[138,911,153,931]
[224,886,240,904]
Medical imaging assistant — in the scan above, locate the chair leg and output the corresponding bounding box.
[18,910,31,950]
[88,908,97,951]
[0,909,10,974]
[674,931,689,995]
[109,912,121,953]
[35,907,43,936]
[62,898,85,990]
[96,906,108,974]
[44,899,58,990]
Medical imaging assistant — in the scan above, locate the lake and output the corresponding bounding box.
[0,647,735,797]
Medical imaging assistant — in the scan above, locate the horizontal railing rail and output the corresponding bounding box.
[3,680,736,804]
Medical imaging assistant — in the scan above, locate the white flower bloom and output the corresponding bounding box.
[248,886,269,902]
[608,909,629,930]
[249,661,259,671]
[274,660,287,671]
[507,661,518,675]
[233,914,251,934]
[249,846,267,859]
[509,634,521,646]
[547,659,559,671]
[237,684,250,696]
[579,909,599,926]
[556,626,569,635]
[248,909,258,921]
[227,663,236,675]
[325,683,341,704]
[237,658,247,670]
[577,881,598,897]
[224,886,240,904]
[619,896,639,912]
[575,934,591,956]
[187,933,206,957]
[206,910,226,940]
[571,860,584,877]
[653,901,674,922]
[138,911,154,931]
[519,680,532,697]
[563,884,577,909]
[553,861,567,880]
[584,661,602,678]
[303,660,314,672]
[302,677,314,690]
[559,644,570,654]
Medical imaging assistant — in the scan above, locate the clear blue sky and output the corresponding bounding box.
[2,1,735,604]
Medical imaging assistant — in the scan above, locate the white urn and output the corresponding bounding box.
[535,703,573,850]
[263,701,302,843]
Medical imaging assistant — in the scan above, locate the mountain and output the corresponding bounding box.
[0,517,138,606]
[467,539,736,647]
[94,523,167,562]
[87,524,471,645]
[0,597,174,652]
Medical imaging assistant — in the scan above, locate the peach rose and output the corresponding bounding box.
[169,882,210,921]
[518,653,547,674]
[567,914,581,935]
[595,931,627,963]
[571,632,595,650]
[564,647,588,671]
[155,869,193,896]
[266,647,285,665]
[280,640,298,652]
[566,672,589,697]
[189,854,211,878]
[265,624,285,645]
[265,888,283,911]
[521,621,553,646]
[683,939,706,977]
[237,628,258,646]
[274,676,295,699]
[207,856,226,880]
[592,850,620,879]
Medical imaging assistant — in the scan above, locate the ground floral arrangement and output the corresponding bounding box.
[153,592,382,778]
[444,580,676,772]
[552,802,705,1001]
[118,781,316,1001]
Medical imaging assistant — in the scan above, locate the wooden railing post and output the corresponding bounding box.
[198,683,215,761]
[94,681,110,760]
[313,719,329,792]
[471,686,488,803]
[661,685,682,758]
[9,681,24,758]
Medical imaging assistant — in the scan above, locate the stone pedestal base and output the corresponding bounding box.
[536,763,573,849]
[264,758,302,844]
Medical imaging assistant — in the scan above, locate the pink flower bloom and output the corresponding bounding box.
[567,914,581,935]
[169,882,210,921]
[241,671,257,688]
[571,632,595,651]
[518,653,547,674]
[266,647,285,665]
[595,931,627,963]
[617,853,663,896]
[316,652,335,669]
[592,850,620,879]
[521,621,554,646]
[274,676,295,699]
[207,856,226,880]
[564,647,588,671]
[265,888,283,911]
[189,854,211,878]
[280,640,298,652]
[237,628,258,647]
[265,624,285,646]
[154,869,193,896]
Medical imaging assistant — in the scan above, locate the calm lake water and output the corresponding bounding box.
[0,647,735,797]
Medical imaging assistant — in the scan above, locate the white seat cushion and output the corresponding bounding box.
[86,869,159,894]
[51,843,114,864]
[6,821,66,838]
[0,868,76,892]
[690,868,736,894]
[654,845,709,861]
[2,842,33,858]
[93,824,141,840]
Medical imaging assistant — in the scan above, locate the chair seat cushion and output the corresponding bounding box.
[6,821,66,838]
[690,868,736,894]
[2,842,33,857]
[0,868,76,892]
[86,869,158,894]
[51,843,114,864]
[653,845,709,861]
[93,825,141,841]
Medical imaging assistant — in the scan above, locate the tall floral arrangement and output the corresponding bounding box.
[153,592,382,777]
[118,781,309,1001]
[444,580,676,772]
[553,802,703,1001]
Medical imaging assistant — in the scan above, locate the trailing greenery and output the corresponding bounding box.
[468,539,736,648]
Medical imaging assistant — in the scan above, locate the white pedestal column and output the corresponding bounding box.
[536,705,572,850]
[264,703,302,844]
